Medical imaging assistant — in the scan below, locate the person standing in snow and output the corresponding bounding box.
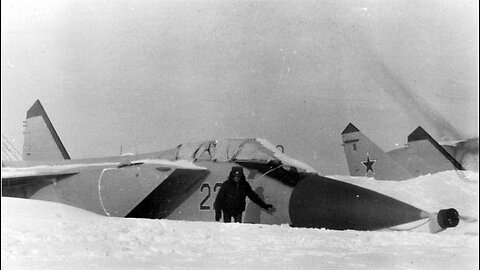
[214,166,273,223]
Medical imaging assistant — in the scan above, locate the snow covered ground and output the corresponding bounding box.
[2,171,478,270]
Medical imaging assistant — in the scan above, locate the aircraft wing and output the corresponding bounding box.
[1,166,81,198]
[1,159,205,181]
[92,159,210,217]
[2,159,209,218]
[1,167,79,181]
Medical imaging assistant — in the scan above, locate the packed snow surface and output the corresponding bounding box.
[2,171,478,269]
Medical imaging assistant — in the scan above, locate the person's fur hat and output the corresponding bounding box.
[229,166,245,181]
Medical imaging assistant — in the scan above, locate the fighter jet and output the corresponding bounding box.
[1,100,461,232]
[341,123,479,180]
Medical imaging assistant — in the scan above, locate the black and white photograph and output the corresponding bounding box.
[1,0,478,269]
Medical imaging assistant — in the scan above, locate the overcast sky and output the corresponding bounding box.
[1,0,478,174]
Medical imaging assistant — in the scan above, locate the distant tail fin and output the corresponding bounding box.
[404,126,464,174]
[341,123,413,180]
[22,100,70,161]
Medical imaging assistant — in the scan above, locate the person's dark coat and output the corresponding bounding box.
[214,167,271,217]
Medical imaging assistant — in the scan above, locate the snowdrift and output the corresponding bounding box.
[2,171,478,270]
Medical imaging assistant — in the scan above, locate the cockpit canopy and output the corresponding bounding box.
[175,138,317,173]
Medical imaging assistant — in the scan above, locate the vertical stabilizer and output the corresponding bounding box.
[404,126,464,174]
[23,100,70,161]
[341,123,413,180]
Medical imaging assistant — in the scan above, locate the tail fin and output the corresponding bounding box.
[403,126,464,174]
[341,123,413,180]
[22,100,70,161]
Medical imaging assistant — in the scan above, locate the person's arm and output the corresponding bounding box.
[245,183,273,210]
[214,183,225,210]
[213,183,225,221]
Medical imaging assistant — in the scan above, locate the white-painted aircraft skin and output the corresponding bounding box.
[1,101,462,232]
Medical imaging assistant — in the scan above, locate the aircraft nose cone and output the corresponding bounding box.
[289,174,426,231]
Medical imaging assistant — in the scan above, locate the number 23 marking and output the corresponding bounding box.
[200,183,222,210]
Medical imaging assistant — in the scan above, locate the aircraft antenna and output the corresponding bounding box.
[1,134,22,161]
[2,134,22,157]
[1,150,15,161]
[276,144,285,153]
[1,144,16,161]
[132,141,138,155]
